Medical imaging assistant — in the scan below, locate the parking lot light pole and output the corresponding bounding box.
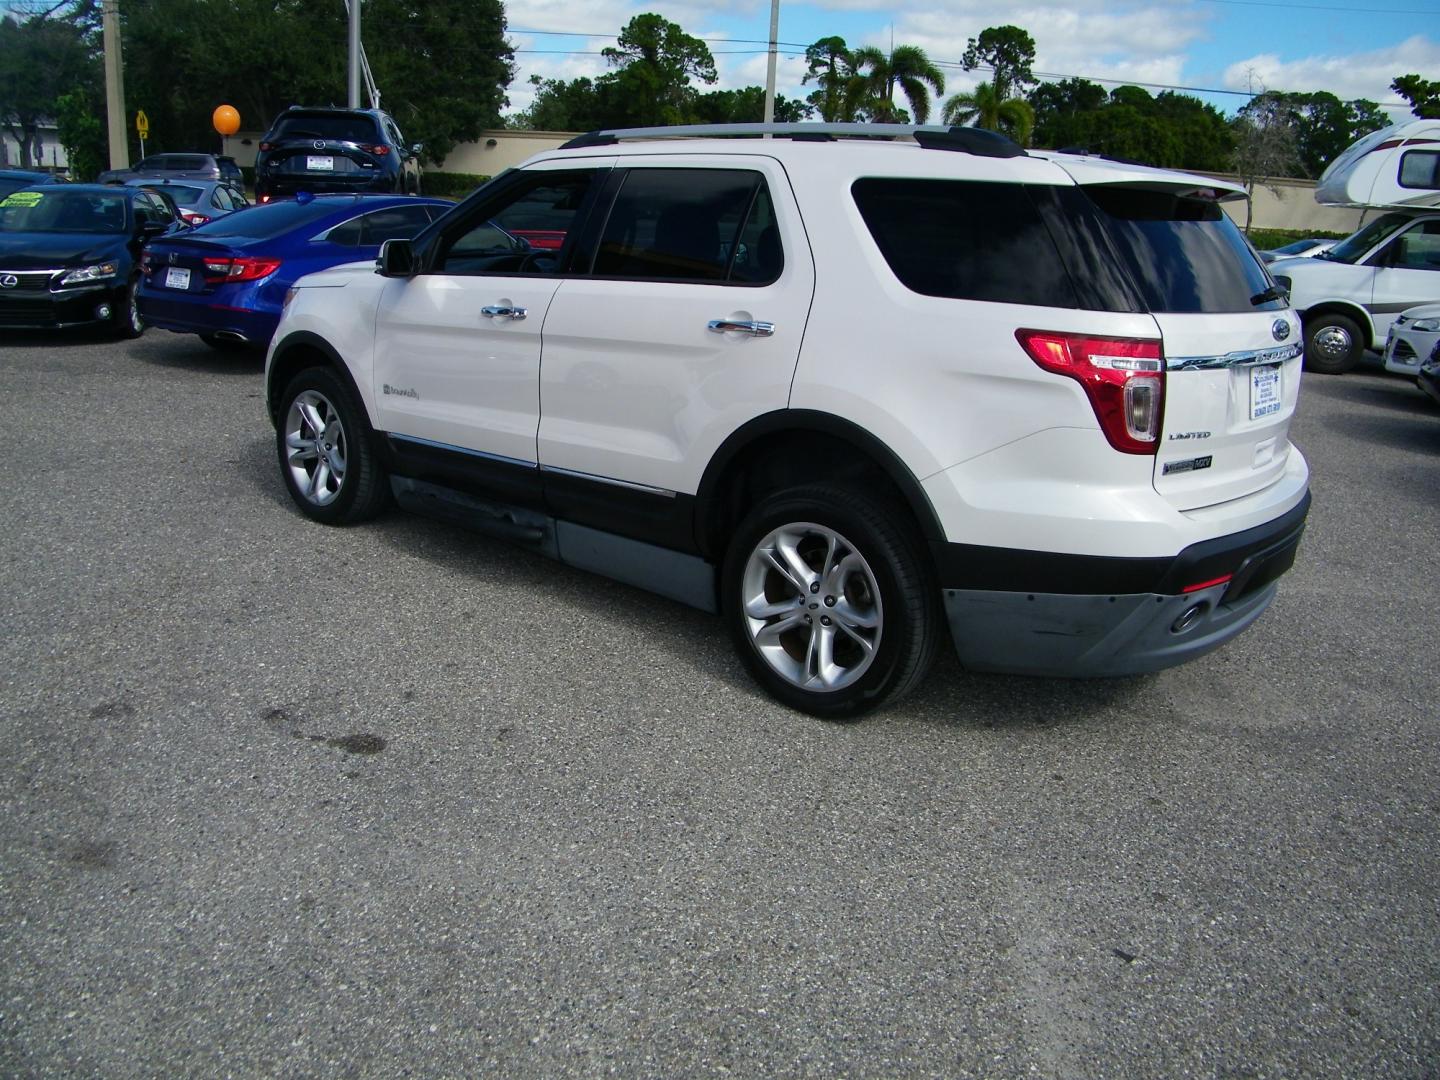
[762,0,779,126]
[348,0,362,109]
[102,0,129,170]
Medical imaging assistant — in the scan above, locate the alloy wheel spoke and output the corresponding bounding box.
[745,593,803,621]
[754,612,808,647]
[774,533,819,592]
[760,546,809,597]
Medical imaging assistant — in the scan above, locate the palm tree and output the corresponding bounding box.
[849,44,945,124]
[943,81,1036,146]
[802,36,862,122]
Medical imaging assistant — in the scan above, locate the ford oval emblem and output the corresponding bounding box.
[0,274,17,289]
[1272,319,1290,341]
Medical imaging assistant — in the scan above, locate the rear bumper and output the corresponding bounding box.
[137,287,280,345]
[256,173,401,198]
[938,491,1310,676]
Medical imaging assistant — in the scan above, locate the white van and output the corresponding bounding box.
[1272,120,1440,374]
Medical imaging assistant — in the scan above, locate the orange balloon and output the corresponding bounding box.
[212,105,241,136]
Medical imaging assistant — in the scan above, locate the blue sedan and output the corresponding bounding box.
[137,193,453,350]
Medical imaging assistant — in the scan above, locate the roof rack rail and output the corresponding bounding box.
[558,123,1027,158]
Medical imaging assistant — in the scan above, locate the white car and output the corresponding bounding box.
[1271,209,1440,374]
[264,123,1310,716]
[1383,303,1440,376]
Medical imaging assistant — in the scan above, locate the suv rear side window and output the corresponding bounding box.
[593,169,775,284]
[1082,186,1280,312]
[852,178,1079,307]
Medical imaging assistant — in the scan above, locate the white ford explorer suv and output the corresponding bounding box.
[264,124,1310,717]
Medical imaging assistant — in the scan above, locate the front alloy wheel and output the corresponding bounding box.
[275,367,388,525]
[284,389,348,507]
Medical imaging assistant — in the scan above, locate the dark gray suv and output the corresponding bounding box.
[254,107,422,202]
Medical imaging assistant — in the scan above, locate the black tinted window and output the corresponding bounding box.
[325,216,363,246]
[1400,151,1440,190]
[435,171,595,274]
[154,156,210,171]
[852,178,1078,307]
[1083,187,1280,313]
[196,198,343,237]
[361,205,433,245]
[594,169,762,283]
[273,113,381,142]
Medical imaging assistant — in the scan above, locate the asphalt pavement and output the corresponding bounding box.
[1,330,1437,1078]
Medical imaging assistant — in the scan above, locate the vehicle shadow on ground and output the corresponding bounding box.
[126,332,264,376]
[1323,404,1440,453]
[0,327,120,349]
[233,435,1153,730]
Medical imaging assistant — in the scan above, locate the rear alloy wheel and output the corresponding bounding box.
[1304,312,1363,374]
[113,275,144,339]
[276,367,389,525]
[722,485,942,718]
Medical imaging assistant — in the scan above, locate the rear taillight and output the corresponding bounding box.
[259,141,273,151]
[369,144,390,156]
[202,257,282,284]
[180,210,210,226]
[1016,329,1165,455]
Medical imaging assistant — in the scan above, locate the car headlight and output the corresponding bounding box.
[1409,318,1440,333]
[58,262,118,286]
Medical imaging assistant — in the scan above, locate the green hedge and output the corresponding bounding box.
[422,172,490,199]
[1246,227,1350,251]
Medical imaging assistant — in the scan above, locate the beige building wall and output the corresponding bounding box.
[438,130,571,175]
[1212,174,1366,234]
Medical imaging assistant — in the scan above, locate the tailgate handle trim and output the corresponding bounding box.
[1168,343,1301,371]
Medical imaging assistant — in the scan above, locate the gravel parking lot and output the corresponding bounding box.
[1,329,1437,1078]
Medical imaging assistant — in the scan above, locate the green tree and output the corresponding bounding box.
[961,25,1037,98]
[1231,92,1303,231]
[943,82,1035,146]
[55,89,105,181]
[599,12,716,126]
[1028,77,1107,148]
[801,36,859,122]
[0,11,97,169]
[120,0,512,163]
[691,87,812,124]
[849,44,945,124]
[1392,74,1440,119]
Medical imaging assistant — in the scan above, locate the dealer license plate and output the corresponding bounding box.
[164,267,191,290]
[1250,364,1282,420]
[307,156,334,171]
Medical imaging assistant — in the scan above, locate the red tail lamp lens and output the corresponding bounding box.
[1016,330,1165,455]
[202,257,282,283]
[369,144,390,156]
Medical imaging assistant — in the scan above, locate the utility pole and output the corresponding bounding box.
[347,0,362,109]
[762,0,779,125]
[102,0,129,170]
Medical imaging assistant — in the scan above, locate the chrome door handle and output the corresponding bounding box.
[708,319,775,337]
[481,305,527,320]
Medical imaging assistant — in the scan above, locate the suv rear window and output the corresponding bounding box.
[851,178,1079,307]
[1081,187,1281,313]
[272,113,382,143]
[145,156,210,171]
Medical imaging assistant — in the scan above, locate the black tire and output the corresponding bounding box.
[1304,312,1364,374]
[721,484,943,718]
[113,275,145,339]
[275,366,389,525]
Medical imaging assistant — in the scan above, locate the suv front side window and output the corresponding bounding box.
[592,168,772,284]
[434,170,597,275]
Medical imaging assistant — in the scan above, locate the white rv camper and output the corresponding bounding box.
[1315,118,1440,209]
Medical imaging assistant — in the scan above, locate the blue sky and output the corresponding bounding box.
[502,0,1440,121]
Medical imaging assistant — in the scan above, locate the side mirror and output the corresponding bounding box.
[410,143,424,156]
[377,237,417,277]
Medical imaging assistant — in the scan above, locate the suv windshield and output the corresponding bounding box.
[1319,212,1414,265]
[0,189,128,233]
[1083,186,1282,313]
[272,113,381,143]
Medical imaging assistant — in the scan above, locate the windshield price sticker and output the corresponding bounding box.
[1251,364,1282,420]
[1,191,44,207]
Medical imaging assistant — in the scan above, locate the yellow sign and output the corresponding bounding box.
[1,191,44,207]
[136,110,149,137]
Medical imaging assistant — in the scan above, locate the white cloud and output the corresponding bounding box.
[1223,34,1440,110]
